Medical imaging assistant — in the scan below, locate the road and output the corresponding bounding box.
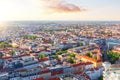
[102,45,109,62]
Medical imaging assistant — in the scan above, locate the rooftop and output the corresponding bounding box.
[105,64,120,75]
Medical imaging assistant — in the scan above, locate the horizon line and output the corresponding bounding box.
[2,20,120,22]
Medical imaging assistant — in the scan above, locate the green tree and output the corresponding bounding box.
[0,42,6,48]
[38,54,47,59]
[13,45,19,48]
[70,53,75,58]
[98,75,103,80]
[54,55,59,60]
[67,57,74,64]
[79,42,83,46]
[56,50,67,55]
[23,35,38,39]
[107,51,120,64]
[10,50,15,56]
[94,56,97,60]
[88,52,93,58]
[0,42,12,48]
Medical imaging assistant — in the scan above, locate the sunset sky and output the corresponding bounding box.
[0,0,120,21]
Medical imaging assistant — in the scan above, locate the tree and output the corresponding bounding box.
[7,44,12,47]
[107,51,120,64]
[79,42,83,46]
[54,55,59,60]
[56,50,67,55]
[0,42,12,48]
[67,57,74,64]
[23,35,38,40]
[0,42,6,48]
[13,45,19,48]
[88,52,93,58]
[70,53,75,58]
[38,54,47,59]
[94,56,97,60]
[10,50,15,56]
[49,30,54,34]
[98,75,103,80]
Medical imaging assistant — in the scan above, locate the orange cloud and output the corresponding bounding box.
[42,0,85,13]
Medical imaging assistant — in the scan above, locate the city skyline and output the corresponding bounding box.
[0,0,120,21]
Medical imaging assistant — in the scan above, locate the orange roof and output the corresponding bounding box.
[112,50,120,53]
[2,56,12,59]
[81,56,97,63]
[38,58,49,62]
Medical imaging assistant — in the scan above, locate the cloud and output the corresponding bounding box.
[42,0,85,13]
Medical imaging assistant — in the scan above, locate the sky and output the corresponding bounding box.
[0,0,120,21]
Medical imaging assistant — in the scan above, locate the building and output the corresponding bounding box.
[81,56,102,67]
[106,39,120,50]
[86,67,103,80]
[112,46,120,53]
[103,64,120,80]
[21,56,38,66]
[0,72,9,80]
[68,44,102,67]
[102,62,111,71]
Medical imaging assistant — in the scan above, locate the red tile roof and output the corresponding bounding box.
[34,77,44,80]
[16,68,27,72]
[74,72,83,75]
[38,58,49,62]
[31,53,38,56]
[89,68,94,71]
[84,73,91,80]
[51,70,63,76]
[95,67,99,70]
[85,62,93,65]
[20,54,30,57]
[72,63,85,67]
[49,78,60,80]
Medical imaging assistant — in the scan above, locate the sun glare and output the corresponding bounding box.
[0,1,14,21]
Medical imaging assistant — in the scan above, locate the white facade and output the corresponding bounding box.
[86,67,103,80]
[85,63,94,70]
[103,64,120,80]
[102,62,111,71]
